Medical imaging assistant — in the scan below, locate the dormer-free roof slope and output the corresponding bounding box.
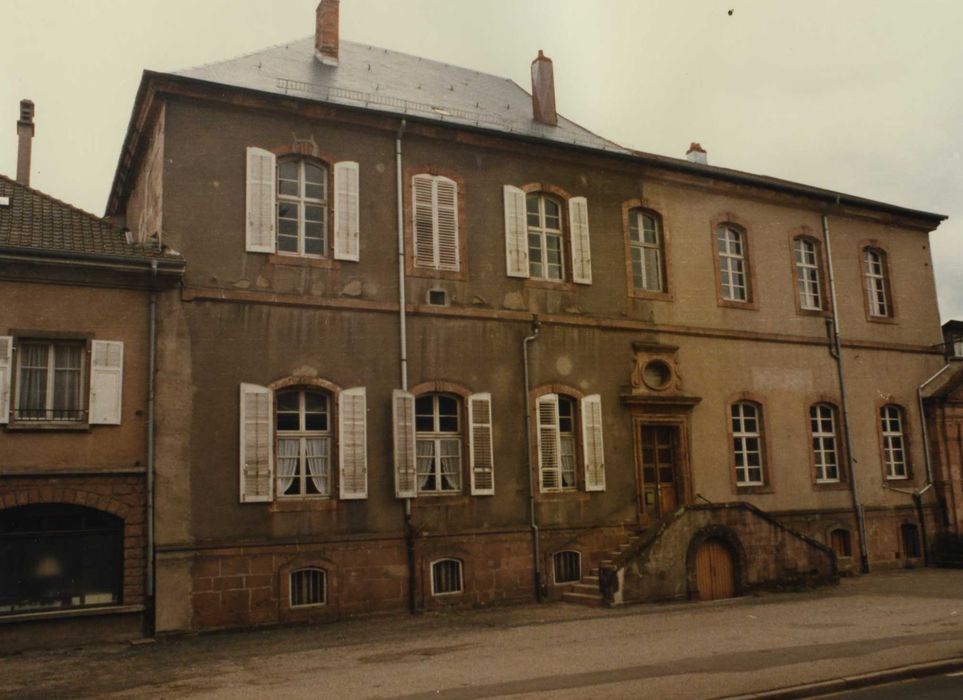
[0,174,181,265]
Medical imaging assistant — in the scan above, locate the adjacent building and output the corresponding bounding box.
[0,100,184,650]
[12,0,950,637]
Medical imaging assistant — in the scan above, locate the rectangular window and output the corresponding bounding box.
[810,404,840,483]
[277,158,328,257]
[415,394,462,493]
[553,551,581,584]
[881,405,907,479]
[732,402,764,486]
[629,210,665,293]
[794,238,822,310]
[276,389,331,497]
[717,225,748,302]
[863,248,890,317]
[15,340,85,422]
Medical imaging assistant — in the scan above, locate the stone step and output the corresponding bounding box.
[561,590,603,607]
[568,582,599,596]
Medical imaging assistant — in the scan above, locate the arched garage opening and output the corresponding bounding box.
[0,504,123,615]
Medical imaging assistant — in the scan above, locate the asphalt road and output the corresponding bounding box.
[2,569,963,699]
[827,671,963,699]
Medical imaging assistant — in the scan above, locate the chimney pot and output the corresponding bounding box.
[315,0,340,66]
[530,50,557,127]
[686,142,707,165]
[16,99,35,187]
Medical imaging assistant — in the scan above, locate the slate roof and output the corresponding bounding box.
[175,38,627,154]
[0,174,181,264]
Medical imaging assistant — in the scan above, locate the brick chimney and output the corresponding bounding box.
[530,50,557,126]
[16,99,35,187]
[315,0,339,66]
[686,142,707,165]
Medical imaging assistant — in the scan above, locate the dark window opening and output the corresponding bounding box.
[0,504,123,615]
[829,529,852,559]
[431,559,463,595]
[290,568,326,607]
[553,550,581,584]
[901,523,921,559]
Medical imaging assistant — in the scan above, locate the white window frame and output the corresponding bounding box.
[277,157,328,258]
[732,401,764,486]
[810,403,840,483]
[717,225,748,302]
[430,558,464,596]
[553,550,582,584]
[881,405,908,479]
[289,567,326,608]
[415,393,462,494]
[629,210,665,293]
[794,237,822,311]
[526,194,564,281]
[863,248,889,317]
[14,339,86,423]
[275,388,332,498]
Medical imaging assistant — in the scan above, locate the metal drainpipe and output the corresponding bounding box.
[146,259,158,636]
[523,317,542,600]
[395,119,416,614]
[823,214,870,574]
[914,362,955,565]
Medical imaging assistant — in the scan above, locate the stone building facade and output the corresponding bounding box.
[102,2,949,634]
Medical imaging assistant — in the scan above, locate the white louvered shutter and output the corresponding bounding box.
[435,177,459,270]
[0,336,11,424]
[412,174,435,268]
[339,387,368,499]
[569,196,592,284]
[239,383,273,503]
[334,161,360,261]
[245,147,277,253]
[504,185,529,278]
[393,389,417,498]
[581,394,605,491]
[89,340,124,425]
[536,393,561,491]
[468,392,494,495]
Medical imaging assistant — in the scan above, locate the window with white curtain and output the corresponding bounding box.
[415,393,462,493]
[275,388,331,497]
[15,340,85,422]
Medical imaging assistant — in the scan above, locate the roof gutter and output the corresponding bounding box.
[0,245,184,275]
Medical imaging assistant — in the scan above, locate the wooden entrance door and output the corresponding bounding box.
[640,426,680,517]
[694,539,735,601]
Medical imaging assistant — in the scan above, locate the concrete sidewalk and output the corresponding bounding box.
[1,569,962,699]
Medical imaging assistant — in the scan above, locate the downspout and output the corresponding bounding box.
[523,317,542,600]
[395,119,416,614]
[146,259,158,636]
[823,213,870,574]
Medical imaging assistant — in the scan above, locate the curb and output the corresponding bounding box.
[724,657,963,699]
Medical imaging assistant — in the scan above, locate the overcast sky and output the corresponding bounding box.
[2,0,960,321]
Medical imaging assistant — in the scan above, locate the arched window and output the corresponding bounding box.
[862,247,891,317]
[277,157,328,257]
[431,558,463,596]
[793,237,823,311]
[415,393,462,493]
[731,401,764,486]
[0,504,123,615]
[900,523,920,559]
[553,550,581,584]
[526,193,564,281]
[628,209,666,293]
[829,528,852,558]
[289,567,326,607]
[716,224,749,302]
[276,388,331,497]
[810,403,840,483]
[880,405,908,479]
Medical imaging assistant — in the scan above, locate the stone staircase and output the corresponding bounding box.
[561,533,641,607]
